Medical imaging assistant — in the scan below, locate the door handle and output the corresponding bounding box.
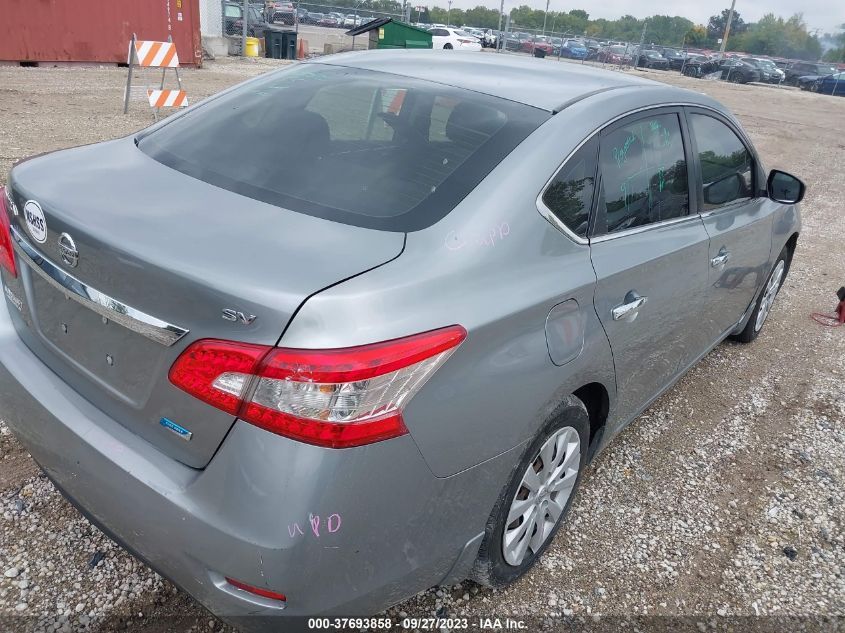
[711,248,730,268]
[612,292,648,321]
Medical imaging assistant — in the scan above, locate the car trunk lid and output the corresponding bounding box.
[5,138,405,468]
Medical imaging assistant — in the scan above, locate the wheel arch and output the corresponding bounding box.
[572,382,611,462]
[784,232,799,267]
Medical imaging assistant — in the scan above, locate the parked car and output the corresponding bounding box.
[270,1,295,25]
[682,55,720,78]
[753,58,785,83]
[303,11,323,24]
[429,27,482,51]
[583,38,601,54]
[798,72,845,96]
[318,14,340,27]
[597,45,632,65]
[784,61,838,86]
[560,39,588,59]
[637,50,670,70]
[0,51,803,628]
[740,57,782,84]
[223,1,273,37]
[719,59,762,84]
[503,31,530,52]
[656,47,686,70]
[521,36,553,56]
[477,29,498,48]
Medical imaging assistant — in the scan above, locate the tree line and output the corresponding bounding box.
[319,0,841,61]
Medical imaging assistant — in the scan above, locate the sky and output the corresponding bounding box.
[444,0,843,34]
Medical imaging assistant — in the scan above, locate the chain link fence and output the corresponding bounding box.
[486,21,798,85]
[219,0,404,55]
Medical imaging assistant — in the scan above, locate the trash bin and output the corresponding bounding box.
[244,36,261,57]
[534,48,546,58]
[265,28,285,59]
[265,28,296,59]
[281,31,297,59]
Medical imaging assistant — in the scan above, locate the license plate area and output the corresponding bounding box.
[29,271,167,404]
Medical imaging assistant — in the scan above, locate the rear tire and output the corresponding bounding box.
[731,247,789,344]
[471,396,589,588]
[444,43,453,50]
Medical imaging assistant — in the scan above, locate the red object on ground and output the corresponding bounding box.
[810,299,845,327]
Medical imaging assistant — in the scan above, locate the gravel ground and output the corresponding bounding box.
[0,56,844,633]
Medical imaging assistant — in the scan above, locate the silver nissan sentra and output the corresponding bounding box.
[0,51,802,626]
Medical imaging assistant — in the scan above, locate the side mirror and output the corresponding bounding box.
[703,172,743,206]
[767,169,805,204]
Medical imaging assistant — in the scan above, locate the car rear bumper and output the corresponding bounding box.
[0,297,515,626]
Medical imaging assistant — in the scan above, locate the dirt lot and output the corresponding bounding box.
[0,56,843,633]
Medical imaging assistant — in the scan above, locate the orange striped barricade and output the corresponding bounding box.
[124,33,187,118]
[147,89,189,108]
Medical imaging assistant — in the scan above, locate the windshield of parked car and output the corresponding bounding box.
[139,64,548,232]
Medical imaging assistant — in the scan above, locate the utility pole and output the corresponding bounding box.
[241,0,249,56]
[633,19,647,68]
[497,0,504,51]
[446,0,452,26]
[719,0,736,55]
[541,0,549,35]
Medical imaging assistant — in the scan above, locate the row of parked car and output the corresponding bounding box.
[483,32,844,96]
[259,1,379,28]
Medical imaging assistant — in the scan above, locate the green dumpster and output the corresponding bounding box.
[345,18,432,50]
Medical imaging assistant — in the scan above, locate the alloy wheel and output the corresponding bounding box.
[754,259,785,332]
[502,426,580,566]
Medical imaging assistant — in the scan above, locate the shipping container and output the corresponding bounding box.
[0,0,201,67]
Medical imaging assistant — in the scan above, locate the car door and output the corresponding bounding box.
[685,107,773,340]
[430,28,449,48]
[589,108,712,418]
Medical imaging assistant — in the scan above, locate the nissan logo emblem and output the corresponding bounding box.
[58,232,79,268]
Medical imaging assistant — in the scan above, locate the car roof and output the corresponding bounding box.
[316,49,671,112]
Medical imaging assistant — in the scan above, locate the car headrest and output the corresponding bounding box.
[445,102,506,147]
[284,109,330,151]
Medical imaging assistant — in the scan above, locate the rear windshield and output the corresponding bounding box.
[139,63,548,231]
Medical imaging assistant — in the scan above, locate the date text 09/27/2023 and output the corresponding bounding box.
[306,617,528,630]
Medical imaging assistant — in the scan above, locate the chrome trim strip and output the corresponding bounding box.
[536,101,733,245]
[11,226,189,347]
[590,214,703,243]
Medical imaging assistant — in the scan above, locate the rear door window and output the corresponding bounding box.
[594,112,689,235]
[139,64,547,231]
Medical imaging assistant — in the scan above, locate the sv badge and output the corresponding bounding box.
[222,309,257,325]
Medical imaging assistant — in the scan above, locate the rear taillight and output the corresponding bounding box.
[169,326,466,448]
[0,187,17,278]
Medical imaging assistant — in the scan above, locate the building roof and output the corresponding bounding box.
[316,49,665,112]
